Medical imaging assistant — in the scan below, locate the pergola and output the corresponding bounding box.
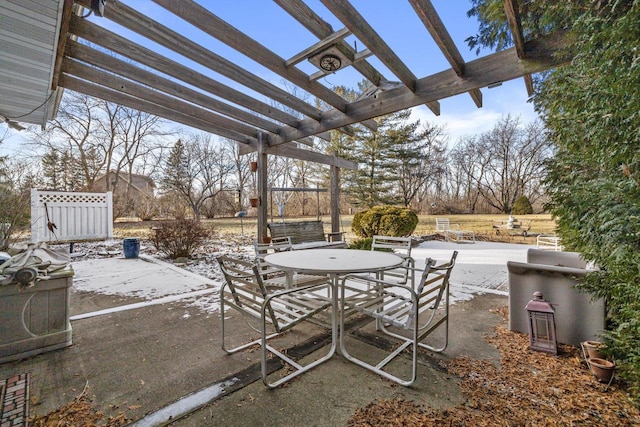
[0,0,570,239]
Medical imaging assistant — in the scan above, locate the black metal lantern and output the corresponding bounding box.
[525,291,557,355]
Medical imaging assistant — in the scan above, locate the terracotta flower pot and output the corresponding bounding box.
[582,340,604,360]
[262,236,272,244]
[589,357,615,383]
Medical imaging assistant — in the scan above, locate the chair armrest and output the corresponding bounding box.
[340,273,417,295]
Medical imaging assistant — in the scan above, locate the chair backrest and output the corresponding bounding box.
[435,218,450,232]
[217,255,329,333]
[371,235,412,257]
[216,255,276,324]
[411,251,458,327]
[371,235,414,284]
[254,236,293,262]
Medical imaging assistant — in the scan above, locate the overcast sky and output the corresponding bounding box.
[1,0,539,155]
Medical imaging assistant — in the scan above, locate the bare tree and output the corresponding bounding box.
[30,92,168,195]
[161,133,234,220]
[449,115,552,213]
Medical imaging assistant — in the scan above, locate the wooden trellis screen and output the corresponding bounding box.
[31,189,113,243]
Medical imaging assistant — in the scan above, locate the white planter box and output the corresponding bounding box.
[0,269,73,363]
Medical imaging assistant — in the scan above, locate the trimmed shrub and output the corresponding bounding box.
[349,237,373,250]
[152,219,210,259]
[512,196,533,215]
[352,205,418,238]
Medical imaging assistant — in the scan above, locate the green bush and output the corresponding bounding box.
[352,205,418,238]
[349,237,373,250]
[152,219,210,259]
[511,196,533,215]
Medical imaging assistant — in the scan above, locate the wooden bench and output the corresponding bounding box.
[267,221,347,250]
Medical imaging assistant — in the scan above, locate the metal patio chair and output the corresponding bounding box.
[253,237,328,288]
[339,251,458,386]
[370,235,415,286]
[217,255,333,388]
[253,236,294,262]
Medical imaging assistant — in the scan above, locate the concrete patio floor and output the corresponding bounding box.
[0,242,530,425]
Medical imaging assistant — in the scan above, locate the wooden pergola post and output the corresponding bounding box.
[257,132,268,242]
[330,164,340,239]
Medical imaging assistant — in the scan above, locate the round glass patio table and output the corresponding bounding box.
[264,248,404,359]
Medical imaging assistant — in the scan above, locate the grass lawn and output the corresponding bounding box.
[114,213,557,245]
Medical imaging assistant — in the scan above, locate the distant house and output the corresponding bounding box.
[93,171,156,198]
[92,171,156,218]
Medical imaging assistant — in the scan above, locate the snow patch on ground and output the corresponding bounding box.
[55,237,533,314]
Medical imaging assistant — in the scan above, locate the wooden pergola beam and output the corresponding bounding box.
[274,30,571,144]
[59,75,258,145]
[503,0,526,59]
[51,0,74,90]
[503,0,534,96]
[74,0,326,124]
[322,0,415,90]
[151,0,378,132]
[409,0,483,108]
[65,40,317,147]
[320,0,440,116]
[62,59,266,142]
[524,74,535,97]
[68,16,305,130]
[275,0,384,85]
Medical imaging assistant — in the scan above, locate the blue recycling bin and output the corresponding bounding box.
[123,238,140,259]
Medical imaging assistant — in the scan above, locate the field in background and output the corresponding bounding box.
[114,214,557,245]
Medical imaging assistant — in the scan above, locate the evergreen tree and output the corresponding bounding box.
[41,150,61,190]
[470,0,640,400]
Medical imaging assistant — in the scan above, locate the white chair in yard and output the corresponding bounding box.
[339,251,458,386]
[370,235,415,286]
[217,255,333,388]
[435,218,474,243]
[435,217,452,232]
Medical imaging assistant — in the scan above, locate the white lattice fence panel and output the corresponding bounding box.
[31,189,113,243]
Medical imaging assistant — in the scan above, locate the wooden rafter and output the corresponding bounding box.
[237,137,357,170]
[65,40,317,146]
[322,0,416,89]
[503,0,526,58]
[503,0,534,96]
[151,0,378,132]
[524,74,535,97]
[60,75,258,144]
[51,0,74,90]
[318,0,441,116]
[74,0,326,123]
[274,0,384,85]
[274,31,571,144]
[62,59,267,142]
[409,0,483,108]
[67,17,307,130]
[320,0,441,116]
